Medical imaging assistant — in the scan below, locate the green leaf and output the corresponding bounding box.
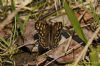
[90,47,100,66]
[63,0,87,43]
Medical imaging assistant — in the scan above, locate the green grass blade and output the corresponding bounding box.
[11,0,15,10]
[0,0,3,7]
[90,47,100,66]
[20,14,30,34]
[90,3,100,25]
[0,36,9,47]
[63,0,87,43]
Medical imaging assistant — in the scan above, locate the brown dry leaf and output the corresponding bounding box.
[83,12,93,22]
[24,20,35,41]
[32,53,48,65]
[47,38,84,63]
[0,30,7,37]
[14,53,33,66]
[83,28,97,39]
[23,20,36,49]
[33,37,84,65]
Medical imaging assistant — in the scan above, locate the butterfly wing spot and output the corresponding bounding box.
[35,22,41,30]
[35,23,39,29]
[36,26,40,30]
[39,31,43,37]
[35,21,62,49]
[38,22,41,27]
[50,22,62,48]
[43,24,46,29]
[40,27,43,30]
[55,31,60,36]
[58,22,62,30]
[35,21,50,48]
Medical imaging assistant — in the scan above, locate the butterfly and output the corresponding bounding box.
[35,21,62,49]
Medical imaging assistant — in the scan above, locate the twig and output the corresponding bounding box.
[73,26,100,66]
[0,0,32,31]
[44,37,81,66]
[18,40,37,49]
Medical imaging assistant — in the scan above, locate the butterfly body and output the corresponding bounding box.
[35,21,62,49]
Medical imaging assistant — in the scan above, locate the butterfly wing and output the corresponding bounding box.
[35,21,50,49]
[50,22,62,48]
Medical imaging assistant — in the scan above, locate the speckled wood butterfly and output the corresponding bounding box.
[35,21,62,49]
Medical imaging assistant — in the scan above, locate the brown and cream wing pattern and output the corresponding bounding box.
[35,21,62,49]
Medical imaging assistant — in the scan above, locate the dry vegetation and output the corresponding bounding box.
[0,0,100,66]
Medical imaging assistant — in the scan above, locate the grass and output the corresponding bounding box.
[63,0,87,43]
[63,0,100,66]
[0,0,99,66]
